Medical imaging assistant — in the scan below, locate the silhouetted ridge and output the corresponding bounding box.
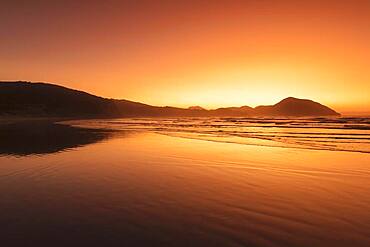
[0,81,152,117]
[0,81,114,116]
[188,106,206,110]
[0,81,340,117]
[254,97,340,116]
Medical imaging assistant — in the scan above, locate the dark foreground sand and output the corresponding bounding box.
[0,117,113,156]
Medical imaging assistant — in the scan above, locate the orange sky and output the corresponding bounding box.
[1,0,369,113]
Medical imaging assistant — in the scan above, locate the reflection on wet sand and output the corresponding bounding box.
[0,119,369,246]
[0,121,114,156]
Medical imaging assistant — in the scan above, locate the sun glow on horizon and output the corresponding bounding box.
[0,1,369,113]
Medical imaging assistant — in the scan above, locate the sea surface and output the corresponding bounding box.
[0,117,369,246]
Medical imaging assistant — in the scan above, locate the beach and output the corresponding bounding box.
[0,118,369,246]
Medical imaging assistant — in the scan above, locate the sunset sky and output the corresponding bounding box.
[1,0,369,113]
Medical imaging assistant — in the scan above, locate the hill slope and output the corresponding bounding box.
[254,97,340,117]
[0,81,340,117]
[0,81,155,117]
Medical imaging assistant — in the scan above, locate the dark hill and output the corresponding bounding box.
[209,106,254,116]
[0,81,159,117]
[254,97,340,117]
[0,81,340,117]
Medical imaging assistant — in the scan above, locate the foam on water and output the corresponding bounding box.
[65,117,370,153]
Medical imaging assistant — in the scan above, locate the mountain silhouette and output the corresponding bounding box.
[188,106,206,110]
[254,97,340,117]
[0,81,340,117]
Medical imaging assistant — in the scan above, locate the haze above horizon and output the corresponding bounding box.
[1,0,369,113]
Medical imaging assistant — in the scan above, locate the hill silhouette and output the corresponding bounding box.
[254,97,340,117]
[0,81,340,117]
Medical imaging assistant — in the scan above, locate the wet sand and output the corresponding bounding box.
[0,123,369,246]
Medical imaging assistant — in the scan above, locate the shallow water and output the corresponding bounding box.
[68,117,370,153]
[0,118,369,246]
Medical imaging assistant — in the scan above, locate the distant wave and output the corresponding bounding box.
[64,117,370,153]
